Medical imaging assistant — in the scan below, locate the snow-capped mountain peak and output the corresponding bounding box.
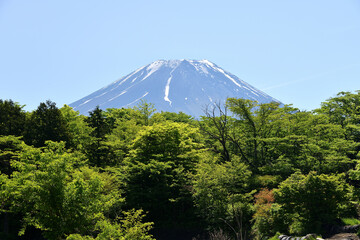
[69,59,280,117]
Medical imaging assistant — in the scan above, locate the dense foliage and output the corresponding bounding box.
[1,90,360,239]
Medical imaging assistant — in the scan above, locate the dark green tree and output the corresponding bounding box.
[85,106,115,167]
[0,136,27,238]
[24,100,70,147]
[0,99,26,136]
[86,106,114,139]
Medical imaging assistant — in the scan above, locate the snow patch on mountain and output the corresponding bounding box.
[125,92,149,107]
[108,90,127,102]
[164,71,174,105]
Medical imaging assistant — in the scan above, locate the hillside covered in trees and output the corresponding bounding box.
[1,90,360,240]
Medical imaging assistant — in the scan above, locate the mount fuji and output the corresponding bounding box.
[69,59,280,117]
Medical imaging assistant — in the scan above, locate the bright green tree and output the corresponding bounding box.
[192,153,253,237]
[105,118,142,164]
[273,172,351,235]
[133,100,155,126]
[260,112,357,175]
[151,111,195,124]
[200,103,234,163]
[317,91,360,129]
[60,105,93,150]
[0,136,26,176]
[226,98,284,171]
[105,107,143,125]
[316,91,360,157]
[0,141,123,239]
[66,209,154,240]
[124,121,201,224]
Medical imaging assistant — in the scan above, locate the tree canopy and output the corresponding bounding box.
[1,91,360,239]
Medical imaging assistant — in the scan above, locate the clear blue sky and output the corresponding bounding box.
[1,0,359,112]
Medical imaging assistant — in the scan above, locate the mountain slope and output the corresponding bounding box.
[69,59,280,117]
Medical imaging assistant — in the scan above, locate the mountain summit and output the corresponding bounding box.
[70,59,280,117]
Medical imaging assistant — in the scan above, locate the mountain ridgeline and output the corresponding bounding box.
[70,59,280,116]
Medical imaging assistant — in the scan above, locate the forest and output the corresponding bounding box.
[1,90,360,240]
